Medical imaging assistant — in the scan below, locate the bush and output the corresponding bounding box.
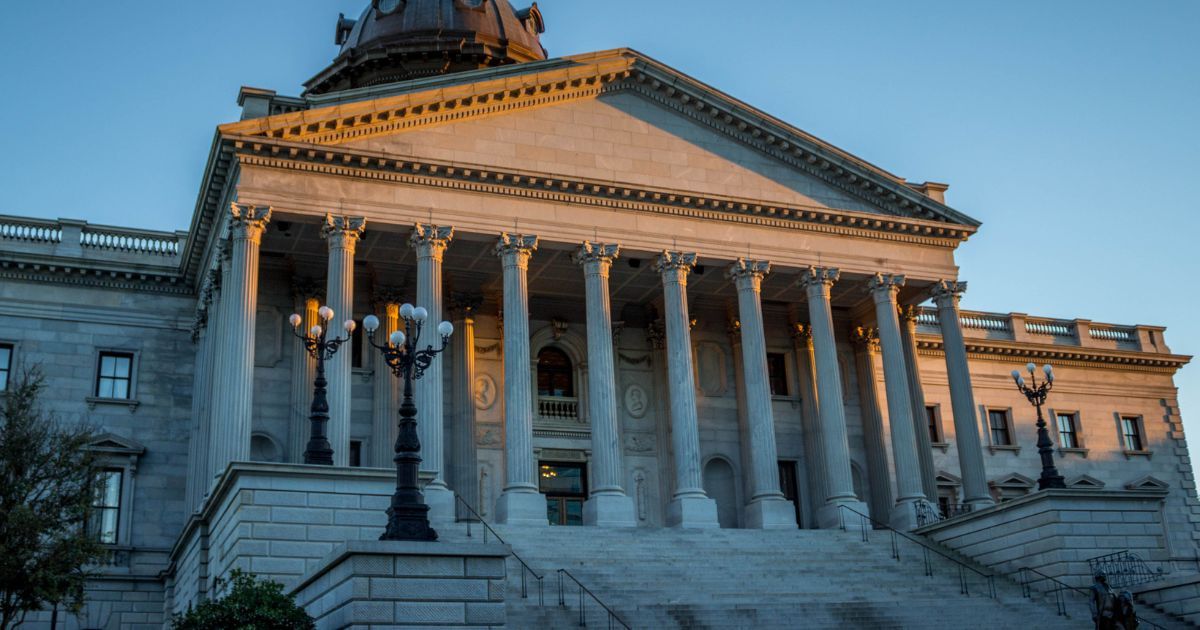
[171,570,314,630]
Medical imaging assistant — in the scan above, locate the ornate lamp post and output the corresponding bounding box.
[362,303,453,541]
[288,306,355,466]
[1010,362,1066,490]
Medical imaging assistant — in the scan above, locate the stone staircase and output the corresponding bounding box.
[439,522,1088,629]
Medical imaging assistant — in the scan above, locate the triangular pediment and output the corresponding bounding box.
[935,471,962,486]
[990,473,1035,489]
[220,49,979,228]
[87,432,145,456]
[1066,474,1106,490]
[1125,476,1169,492]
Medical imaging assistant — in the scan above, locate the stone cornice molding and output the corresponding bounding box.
[231,140,972,248]
[915,335,1192,374]
[219,49,978,229]
[0,260,190,295]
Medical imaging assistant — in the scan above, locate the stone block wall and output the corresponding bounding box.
[1134,574,1200,625]
[916,489,1173,586]
[293,541,509,629]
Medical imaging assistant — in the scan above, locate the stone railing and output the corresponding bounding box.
[915,307,1167,354]
[0,215,186,268]
[538,396,579,421]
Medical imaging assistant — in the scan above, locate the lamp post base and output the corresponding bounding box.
[381,500,438,542]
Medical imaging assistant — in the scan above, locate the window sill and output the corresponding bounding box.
[86,397,140,413]
[1123,449,1153,460]
[1058,447,1089,458]
[931,442,950,453]
[988,445,1021,455]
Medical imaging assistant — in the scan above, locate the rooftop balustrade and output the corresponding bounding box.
[915,306,1170,355]
[0,215,187,272]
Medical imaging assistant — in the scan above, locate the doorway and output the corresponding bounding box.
[539,461,587,526]
[778,460,801,528]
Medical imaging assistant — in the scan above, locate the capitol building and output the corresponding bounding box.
[3,1,1197,628]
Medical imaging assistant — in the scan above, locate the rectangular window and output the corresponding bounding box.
[349,440,362,468]
[95,352,134,399]
[1056,412,1079,449]
[0,343,12,391]
[351,320,364,369]
[90,469,122,544]
[926,406,942,443]
[767,353,789,396]
[1121,416,1144,451]
[988,409,1012,446]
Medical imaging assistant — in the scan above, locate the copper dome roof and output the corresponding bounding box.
[304,0,547,95]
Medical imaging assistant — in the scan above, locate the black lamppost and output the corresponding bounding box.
[288,306,355,466]
[362,303,453,541]
[1010,362,1066,490]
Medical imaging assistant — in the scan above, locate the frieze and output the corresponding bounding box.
[618,353,651,366]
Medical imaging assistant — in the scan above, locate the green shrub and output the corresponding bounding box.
[171,570,314,630]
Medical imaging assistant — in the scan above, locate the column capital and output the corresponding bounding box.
[897,304,921,326]
[726,318,742,342]
[322,214,367,252]
[849,326,881,353]
[646,319,666,349]
[573,242,620,268]
[205,267,222,298]
[796,266,840,291]
[655,251,698,278]
[494,233,538,265]
[726,258,771,289]
[291,276,325,303]
[229,204,272,243]
[868,273,906,304]
[790,322,813,342]
[449,292,484,320]
[931,280,968,307]
[410,223,454,260]
[372,285,407,311]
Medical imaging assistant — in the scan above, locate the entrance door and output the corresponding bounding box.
[539,462,587,526]
[778,461,801,528]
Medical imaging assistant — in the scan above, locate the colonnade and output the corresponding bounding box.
[187,203,996,529]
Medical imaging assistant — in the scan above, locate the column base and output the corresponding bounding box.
[744,497,797,530]
[889,498,927,532]
[583,493,637,528]
[494,489,549,526]
[816,498,870,530]
[965,495,996,509]
[666,494,720,529]
[423,482,456,524]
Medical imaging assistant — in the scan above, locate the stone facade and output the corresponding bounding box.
[0,11,1195,629]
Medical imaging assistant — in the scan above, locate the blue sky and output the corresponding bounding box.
[1,1,1196,447]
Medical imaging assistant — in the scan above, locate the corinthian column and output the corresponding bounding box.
[657,251,719,529]
[850,326,894,524]
[728,259,794,529]
[289,279,322,464]
[790,319,826,529]
[899,306,939,502]
[450,293,482,519]
[575,242,637,527]
[797,267,869,528]
[869,274,929,530]
[493,234,548,525]
[371,291,403,468]
[411,224,455,522]
[213,204,270,471]
[322,214,366,468]
[931,281,994,508]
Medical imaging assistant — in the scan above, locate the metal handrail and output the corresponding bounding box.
[557,568,632,629]
[1018,566,1166,630]
[454,494,544,606]
[837,504,996,598]
[1086,550,1165,589]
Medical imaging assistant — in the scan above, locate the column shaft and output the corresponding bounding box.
[371,301,401,467]
[899,306,939,502]
[576,243,636,527]
[932,281,994,507]
[729,259,793,529]
[411,225,453,487]
[322,214,365,468]
[791,322,827,529]
[657,252,719,528]
[289,294,321,463]
[207,245,233,488]
[851,327,895,522]
[798,267,868,528]
[493,234,548,525]
[450,294,481,518]
[185,274,218,511]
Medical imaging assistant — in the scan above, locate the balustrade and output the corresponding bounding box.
[538,396,580,421]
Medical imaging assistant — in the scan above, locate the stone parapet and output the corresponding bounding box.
[292,541,509,629]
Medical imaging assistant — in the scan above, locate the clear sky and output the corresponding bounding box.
[1,1,1196,447]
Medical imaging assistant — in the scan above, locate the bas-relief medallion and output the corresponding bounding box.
[476,425,501,447]
[473,374,497,410]
[624,433,655,454]
[624,384,648,419]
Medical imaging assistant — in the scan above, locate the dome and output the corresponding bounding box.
[304,0,547,95]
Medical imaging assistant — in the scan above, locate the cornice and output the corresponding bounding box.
[915,335,1191,374]
[218,49,979,231]
[231,138,971,248]
[0,259,190,296]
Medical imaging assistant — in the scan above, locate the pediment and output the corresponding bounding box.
[990,473,1035,489]
[87,432,145,456]
[1125,476,1169,492]
[1066,474,1106,490]
[935,471,962,486]
[220,49,980,229]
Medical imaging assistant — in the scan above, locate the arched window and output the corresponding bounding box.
[537,347,574,397]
